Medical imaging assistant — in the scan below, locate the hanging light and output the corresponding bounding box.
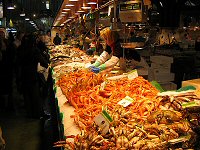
[63,8,71,11]
[20,8,25,17]
[87,0,97,5]
[65,4,74,7]
[46,0,50,9]
[77,10,85,13]
[81,6,91,9]
[69,0,79,1]
[25,18,30,21]
[82,0,91,9]
[7,0,15,10]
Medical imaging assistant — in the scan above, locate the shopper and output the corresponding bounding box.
[0,31,7,109]
[89,27,123,73]
[1,32,16,111]
[44,30,51,46]
[19,34,43,118]
[53,33,61,45]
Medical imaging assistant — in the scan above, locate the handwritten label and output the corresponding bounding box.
[94,110,112,134]
[128,69,138,80]
[118,96,134,107]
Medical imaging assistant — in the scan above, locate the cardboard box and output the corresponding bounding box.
[151,63,171,70]
[150,56,173,64]
[148,68,175,83]
[182,78,200,90]
[151,68,171,74]
[160,82,177,91]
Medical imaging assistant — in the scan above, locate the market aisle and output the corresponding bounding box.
[0,111,42,150]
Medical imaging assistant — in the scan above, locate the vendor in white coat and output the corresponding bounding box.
[90,27,123,73]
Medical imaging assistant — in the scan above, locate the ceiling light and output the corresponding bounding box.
[7,6,15,10]
[25,18,30,21]
[62,11,68,14]
[7,0,15,10]
[63,8,70,11]
[87,2,97,5]
[46,1,50,9]
[77,10,85,13]
[33,14,36,17]
[69,16,75,19]
[81,6,91,9]
[60,23,64,26]
[159,1,163,7]
[20,13,25,17]
[65,4,74,7]
[69,0,79,1]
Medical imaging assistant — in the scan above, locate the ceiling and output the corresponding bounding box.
[53,0,110,27]
[2,0,63,32]
[2,0,200,32]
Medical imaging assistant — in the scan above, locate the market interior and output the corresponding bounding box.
[0,0,200,150]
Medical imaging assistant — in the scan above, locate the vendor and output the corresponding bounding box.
[89,27,123,73]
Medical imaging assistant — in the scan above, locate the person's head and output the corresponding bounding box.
[100,27,119,46]
[56,33,59,36]
[21,34,36,48]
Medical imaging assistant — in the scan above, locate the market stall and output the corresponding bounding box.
[49,44,200,149]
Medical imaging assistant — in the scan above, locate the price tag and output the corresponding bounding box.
[128,69,138,80]
[94,110,112,134]
[118,96,134,107]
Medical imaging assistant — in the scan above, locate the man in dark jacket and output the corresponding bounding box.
[53,33,61,45]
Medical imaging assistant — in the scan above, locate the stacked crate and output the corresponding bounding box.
[148,56,177,91]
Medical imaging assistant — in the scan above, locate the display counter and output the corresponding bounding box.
[50,45,200,149]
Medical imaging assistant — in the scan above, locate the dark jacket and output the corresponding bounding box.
[53,35,61,45]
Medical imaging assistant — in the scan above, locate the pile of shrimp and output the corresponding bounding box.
[57,70,159,130]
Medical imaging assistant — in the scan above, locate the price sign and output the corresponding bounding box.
[118,96,134,107]
[94,110,112,134]
[128,69,138,80]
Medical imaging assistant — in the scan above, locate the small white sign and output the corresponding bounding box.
[93,110,112,134]
[128,69,138,80]
[118,96,134,107]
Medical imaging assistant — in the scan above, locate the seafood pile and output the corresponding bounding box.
[56,71,200,149]
[57,70,105,109]
[50,45,92,68]
[52,46,200,149]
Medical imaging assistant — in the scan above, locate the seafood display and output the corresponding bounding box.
[50,45,92,68]
[51,46,200,149]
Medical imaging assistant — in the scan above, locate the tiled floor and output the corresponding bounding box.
[0,87,55,150]
[0,110,42,150]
